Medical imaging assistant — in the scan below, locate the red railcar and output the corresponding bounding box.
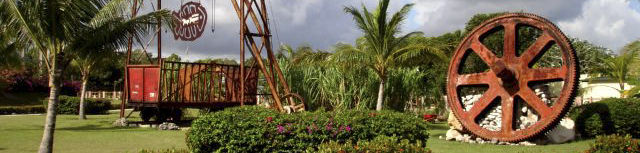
[125,60,259,121]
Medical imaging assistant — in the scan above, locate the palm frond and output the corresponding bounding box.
[69,10,172,53]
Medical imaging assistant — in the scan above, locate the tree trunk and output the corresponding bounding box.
[620,81,625,98]
[79,74,88,120]
[38,58,60,153]
[376,78,385,111]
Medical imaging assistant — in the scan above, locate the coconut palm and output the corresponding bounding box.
[338,0,444,110]
[71,48,117,120]
[0,0,172,152]
[590,40,640,97]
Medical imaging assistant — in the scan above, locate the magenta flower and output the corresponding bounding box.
[346,126,351,132]
[277,125,285,133]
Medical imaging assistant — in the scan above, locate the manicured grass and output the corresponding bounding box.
[0,110,594,153]
[0,110,186,153]
[426,122,594,153]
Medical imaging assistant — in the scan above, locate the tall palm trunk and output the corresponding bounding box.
[79,74,88,120]
[376,78,385,111]
[39,55,59,153]
[619,80,625,98]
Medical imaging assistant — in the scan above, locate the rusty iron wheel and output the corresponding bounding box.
[280,93,306,113]
[446,13,578,142]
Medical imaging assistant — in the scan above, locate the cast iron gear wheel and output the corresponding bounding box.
[446,13,579,142]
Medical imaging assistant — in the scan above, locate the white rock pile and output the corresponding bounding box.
[444,85,576,145]
[478,105,502,131]
[158,122,180,130]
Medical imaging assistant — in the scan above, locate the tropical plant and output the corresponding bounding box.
[338,0,444,110]
[0,21,22,70]
[590,40,640,97]
[70,48,117,119]
[0,0,172,152]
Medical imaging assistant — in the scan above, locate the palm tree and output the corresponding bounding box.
[71,48,117,120]
[338,0,443,110]
[0,0,172,152]
[590,40,640,97]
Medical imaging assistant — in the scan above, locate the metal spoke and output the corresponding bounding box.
[526,67,565,82]
[471,40,502,72]
[468,88,500,119]
[456,72,492,86]
[518,87,552,118]
[503,23,517,60]
[520,32,553,64]
[501,95,514,134]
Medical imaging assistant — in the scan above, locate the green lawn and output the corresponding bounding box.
[0,110,594,153]
[0,110,186,153]
[426,123,593,153]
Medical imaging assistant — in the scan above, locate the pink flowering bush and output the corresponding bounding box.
[1,69,48,93]
[186,106,430,153]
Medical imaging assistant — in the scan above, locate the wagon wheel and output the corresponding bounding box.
[279,93,306,113]
[446,13,578,142]
[139,107,156,122]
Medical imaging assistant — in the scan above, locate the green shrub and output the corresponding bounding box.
[0,105,45,115]
[42,96,111,115]
[570,98,640,138]
[315,135,431,153]
[186,106,430,153]
[586,134,639,153]
[569,102,615,138]
[606,99,640,138]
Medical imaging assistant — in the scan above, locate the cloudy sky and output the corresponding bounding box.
[138,0,640,61]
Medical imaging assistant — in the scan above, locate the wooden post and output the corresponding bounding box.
[122,0,139,118]
[240,0,245,106]
[157,0,162,64]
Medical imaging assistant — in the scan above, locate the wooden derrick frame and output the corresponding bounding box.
[232,0,301,112]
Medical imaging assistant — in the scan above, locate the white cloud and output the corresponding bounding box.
[409,0,586,36]
[558,0,640,52]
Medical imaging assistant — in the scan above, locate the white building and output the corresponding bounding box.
[578,74,634,105]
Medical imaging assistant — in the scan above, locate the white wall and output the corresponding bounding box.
[579,74,634,100]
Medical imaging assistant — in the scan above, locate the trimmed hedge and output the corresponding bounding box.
[0,105,45,115]
[186,106,430,152]
[42,96,111,115]
[569,98,640,138]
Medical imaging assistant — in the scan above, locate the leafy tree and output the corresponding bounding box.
[130,49,156,64]
[338,0,443,111]
[165,53,182,62]
[0,0,172,152]
[0,22,22,69]
[194,58,238,65]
